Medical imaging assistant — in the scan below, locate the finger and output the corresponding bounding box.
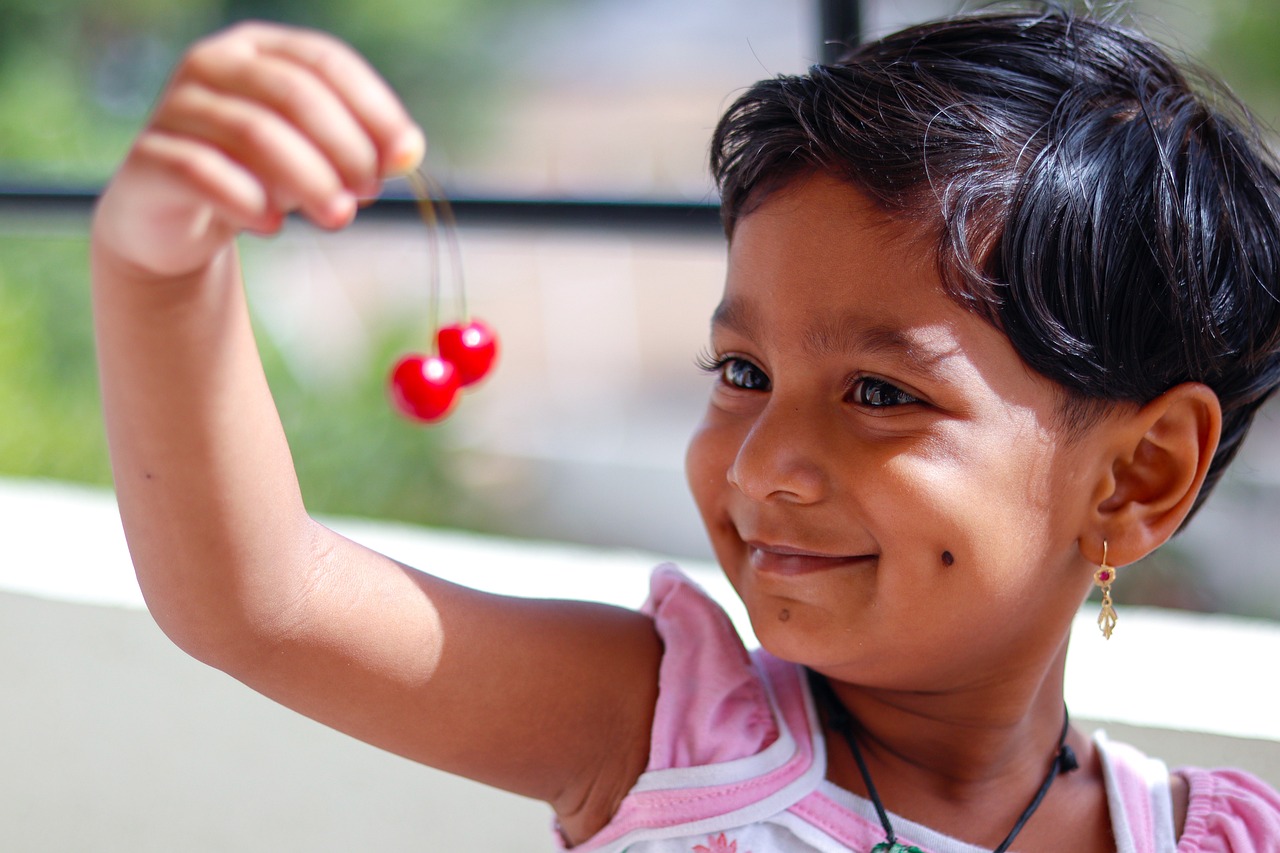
[99,131,283,276]
[153,81,356,229]
[183,37,383,196]
[231,22,426,176]
[132,130,282,235]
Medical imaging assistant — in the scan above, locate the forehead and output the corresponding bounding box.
[718,173,959,346]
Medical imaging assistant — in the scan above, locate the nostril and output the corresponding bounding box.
[726,402,831,504]
[726,454,765,500]
[728,451,826,504]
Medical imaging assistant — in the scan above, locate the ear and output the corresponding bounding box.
[1092,383,1222,564]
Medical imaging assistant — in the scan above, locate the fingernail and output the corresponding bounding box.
[325,191,357,226]
[387,124,426,176]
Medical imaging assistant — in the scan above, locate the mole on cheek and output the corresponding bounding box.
[941,551,955,567]
[778,608,791,622]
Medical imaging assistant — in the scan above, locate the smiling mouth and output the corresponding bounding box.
[745,541,876,576]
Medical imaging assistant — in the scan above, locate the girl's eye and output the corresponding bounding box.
[723,358,770,391]
[698,353,770,391]
[850,377,919,407]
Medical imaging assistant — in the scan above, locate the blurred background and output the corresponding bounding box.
[2,0,1279,617]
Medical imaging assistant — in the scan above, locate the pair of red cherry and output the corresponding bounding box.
[386,168,499,423]
[389,319,498,422]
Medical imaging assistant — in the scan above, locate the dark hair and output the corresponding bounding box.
[710,5,1280,520]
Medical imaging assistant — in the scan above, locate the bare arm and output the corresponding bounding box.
[91,23,659,840]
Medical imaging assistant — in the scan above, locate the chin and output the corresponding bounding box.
[743,601,829,665]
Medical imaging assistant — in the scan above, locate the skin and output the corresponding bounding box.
[685,172,1216,849]
[94,22,1216,851]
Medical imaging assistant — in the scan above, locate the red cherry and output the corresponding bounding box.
[436,320,499,387]
[388,354,460,422]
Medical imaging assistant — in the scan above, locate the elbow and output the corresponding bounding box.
[135,519,336,675]
[136,571,289,675]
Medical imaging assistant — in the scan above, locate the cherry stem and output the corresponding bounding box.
[421,170,468,323]
[407,169,443,353]
[407,168,469,346]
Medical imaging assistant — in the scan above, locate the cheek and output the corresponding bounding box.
[685,413,730,518]
[686,414,753,574]
[874,428,1062,568]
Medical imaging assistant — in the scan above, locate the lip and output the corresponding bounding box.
[745,540,875,576]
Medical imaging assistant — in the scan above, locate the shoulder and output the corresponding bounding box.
[1178,766,1280,849]
[642,564,782,770]
[1094,733,1280,851]
[564,566,828,853]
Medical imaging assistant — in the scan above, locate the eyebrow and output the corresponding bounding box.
[710,297,959,378]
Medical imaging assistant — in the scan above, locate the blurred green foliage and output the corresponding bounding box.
[0,0,571,180]
[1204,0,1280,132]
[0,218,474,527]
[0,225,110,483]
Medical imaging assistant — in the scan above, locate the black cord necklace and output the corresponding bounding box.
[806,669,1079,853]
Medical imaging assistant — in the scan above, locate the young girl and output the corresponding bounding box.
[91,6,1280,852]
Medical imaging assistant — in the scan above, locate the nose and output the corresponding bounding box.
[726,399,830,505]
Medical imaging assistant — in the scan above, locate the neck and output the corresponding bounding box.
[816,641,1083,846]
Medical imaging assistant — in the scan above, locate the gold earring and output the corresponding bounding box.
[1093,541,1117,639]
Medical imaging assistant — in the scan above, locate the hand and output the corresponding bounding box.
[93,21,425,279]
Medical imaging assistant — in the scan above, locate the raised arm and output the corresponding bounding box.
[91,23,659,840]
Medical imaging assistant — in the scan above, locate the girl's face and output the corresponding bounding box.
[686,173,1104,690]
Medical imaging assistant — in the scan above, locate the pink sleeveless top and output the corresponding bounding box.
[563,565,1280,853]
